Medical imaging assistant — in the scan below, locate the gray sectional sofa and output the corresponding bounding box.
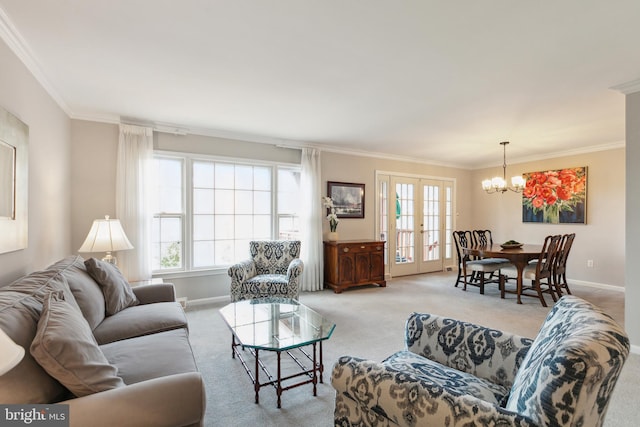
[0,255,205,427]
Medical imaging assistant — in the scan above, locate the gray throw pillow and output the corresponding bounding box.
[84,258,139,316]
[30,290,125,397]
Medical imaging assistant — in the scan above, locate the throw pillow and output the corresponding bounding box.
[30,290,125,397]
[84,258,139,316]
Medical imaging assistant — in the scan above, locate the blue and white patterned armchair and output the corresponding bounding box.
[331,295,629,427]
[228,240,304,302]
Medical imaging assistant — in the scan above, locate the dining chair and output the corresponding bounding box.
[472,229,509,280]
[472,229,493,246]
[452,230,511,294]
[503,234,562,307]
[554,233,576,296]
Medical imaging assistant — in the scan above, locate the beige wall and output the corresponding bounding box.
[625,91,640,347]
[471,148,625,287]
[0,38,71,285]
[70,120,119,254]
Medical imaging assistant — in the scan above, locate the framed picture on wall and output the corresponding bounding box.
[327,181,365,218]
[522,166,587,224]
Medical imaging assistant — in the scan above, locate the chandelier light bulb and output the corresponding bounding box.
[481,141,524,194]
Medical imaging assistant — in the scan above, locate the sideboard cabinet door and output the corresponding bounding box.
[323,240,386,293]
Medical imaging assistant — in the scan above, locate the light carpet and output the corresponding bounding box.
[185,271,638,427]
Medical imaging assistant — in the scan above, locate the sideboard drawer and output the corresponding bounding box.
[339,243,371,253]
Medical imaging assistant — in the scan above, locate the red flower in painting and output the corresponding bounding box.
[532,197,545,209]
[522,167,587,223]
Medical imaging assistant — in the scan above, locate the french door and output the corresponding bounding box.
[378,174,453,277]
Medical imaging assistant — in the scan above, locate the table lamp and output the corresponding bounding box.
[78,215,134,265]
[0,328,24,376]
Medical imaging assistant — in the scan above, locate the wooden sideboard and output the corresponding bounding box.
[323,240,386,293]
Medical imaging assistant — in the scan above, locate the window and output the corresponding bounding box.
[152,153,300,273]
[277,167,301,240]
[152,157,184,271]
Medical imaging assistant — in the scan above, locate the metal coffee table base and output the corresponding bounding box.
[231,335,324,408]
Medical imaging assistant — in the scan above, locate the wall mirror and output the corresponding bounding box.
[0,106,28,254]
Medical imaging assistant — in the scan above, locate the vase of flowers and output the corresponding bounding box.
[323,196,340,241]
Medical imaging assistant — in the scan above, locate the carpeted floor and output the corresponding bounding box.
[186,271,638,427]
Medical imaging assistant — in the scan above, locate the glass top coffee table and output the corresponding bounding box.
[219,298,336,408]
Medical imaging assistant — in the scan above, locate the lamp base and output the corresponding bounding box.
[102,252,118,266]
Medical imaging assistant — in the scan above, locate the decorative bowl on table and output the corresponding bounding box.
[500,241,523,249]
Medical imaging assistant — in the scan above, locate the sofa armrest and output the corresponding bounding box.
[63,372,205,427]
[132,284,176,304]
[405,313,533,388]
[331,356,538,427]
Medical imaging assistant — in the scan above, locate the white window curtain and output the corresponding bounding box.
[300,148,323,292]
[116,124,153,281]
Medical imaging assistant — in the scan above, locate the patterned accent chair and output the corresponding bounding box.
[228,240,304,302]
[332,295,629,427]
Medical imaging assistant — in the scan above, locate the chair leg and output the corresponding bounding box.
[463,264,468,291]
[548,280,558,302]
[554,279,563,297]
[479,273,485,295]
[533,280,547,307]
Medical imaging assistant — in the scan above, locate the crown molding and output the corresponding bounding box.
[72,111,465,168]
[0,6,71,115]
[71,110,626,170]
[472,140,626,170]
[611,78,640,95]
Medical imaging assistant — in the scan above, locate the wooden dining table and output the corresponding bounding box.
[462,244,544,304]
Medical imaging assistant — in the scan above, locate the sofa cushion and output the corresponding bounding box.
[1,265,81,312]
[48,255,106,330]
[383,350,510,406]
[93,301,188,345]
[505,296,630,426]
[100,328,198,385]
[0,292,69,403]
[30,291,125,397]
[84,258,139,316]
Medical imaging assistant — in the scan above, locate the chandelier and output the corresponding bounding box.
[481,141,526,194]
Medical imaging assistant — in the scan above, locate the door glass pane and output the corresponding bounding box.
[445,186,453,259]
[395,183,414,264]
[379,180,388,265]
[423,184,440,261]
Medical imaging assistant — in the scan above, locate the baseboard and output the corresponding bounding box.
[185,295,228,307]
[570,280,625,292]
[630,344,640,355]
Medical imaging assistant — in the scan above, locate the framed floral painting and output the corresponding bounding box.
[522,167,587,224]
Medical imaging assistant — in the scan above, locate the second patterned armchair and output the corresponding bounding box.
[332,295,629,427]
[228,240,304,302]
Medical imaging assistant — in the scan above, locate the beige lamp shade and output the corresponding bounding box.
[0,329,24,376]
[78,215,133,264]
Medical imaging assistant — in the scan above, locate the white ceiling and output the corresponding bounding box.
[1,1,638,168]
